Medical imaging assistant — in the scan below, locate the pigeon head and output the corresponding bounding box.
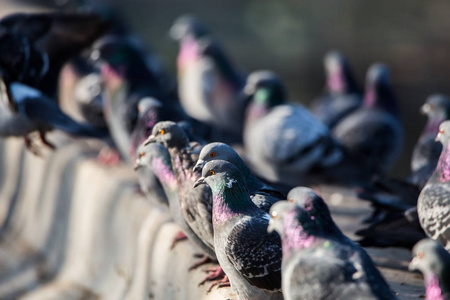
[287,187,342,236]
[194,142,244,171]
[134,142,170,170]
[137,97,162,118]
[324,51,359,95]
[409,239,450,295]
[435,121,450,145]
[144,121,189,149]
[267,200,295,237]
[169,15,209,41]
[363,63,399,115]
[421,94,450,122]
[244,70,287,109]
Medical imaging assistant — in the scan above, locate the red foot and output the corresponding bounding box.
[205,274,230,293]
[170,231,187,250]
[198,265,225,287]
[188,254,213,271]
[97,147,121,166]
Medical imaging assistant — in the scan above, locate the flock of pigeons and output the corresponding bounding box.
[0,8,449,300]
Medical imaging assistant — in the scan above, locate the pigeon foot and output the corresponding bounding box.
[188,254,213,271]
[205,275,230,293]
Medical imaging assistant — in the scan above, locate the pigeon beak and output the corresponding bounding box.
[133,159,141,171]
[193,160,206,173]
[144,134,157,145]
[435,132,442,142]
[193,177,205,188]
[408,257,419,272]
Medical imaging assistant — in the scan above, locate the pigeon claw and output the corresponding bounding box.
[198,266,225,287]
[205,275,230,293]
[170,230,188,250]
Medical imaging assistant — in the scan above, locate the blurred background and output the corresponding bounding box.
[5,0,450,177]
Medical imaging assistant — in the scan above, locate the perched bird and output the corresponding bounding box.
[268,187,397,300]
[409,239,450,300]
[310,51,362,129]
[194,160,283,300]
[0,12,110,98]
[134,142,170,207]
[193,142,284,213]
[0,79,108,152]
[91,35,186,163]
[170,15,246,143]
[243,70,343,186]
[144,121,216,264]
[332,63,403,175]
[409,94,450,189]
[417,120,450,251]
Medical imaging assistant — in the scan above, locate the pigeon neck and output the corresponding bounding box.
[327,69,347,95]
[435,142,450,183]
[281,210,316,257]
[363,84,399,116]
[152,157,177,192]
[211,179,256,224]
[424,274,445,300]
[170,148,195,183]
[232,159,261,193]
[178,36,200,69]
[425,116,446,137]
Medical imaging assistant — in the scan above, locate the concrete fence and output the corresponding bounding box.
[0,135,233,300]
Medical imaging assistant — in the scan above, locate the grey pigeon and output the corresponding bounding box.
[332,63,403,175]
[409,94,450,189]
[0,79,108,152]
[134,142,170,207]
[409,239,450,300]
[144,121,216,261]
[193,142,284,213]
[170,15,246,143]
[194,160,283,300]
[418,120,450,251]
[268,187,397,300]
[310,51,362,129]
[243,70,343,186]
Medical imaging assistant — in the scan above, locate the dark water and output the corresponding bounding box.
[13,0,450,177]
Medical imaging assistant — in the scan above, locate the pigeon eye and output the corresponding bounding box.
[209,170,215,175]
[417,251,425,259]
[209,152,216,158]
[159,129,165,135]
[289,198,294,203]
[440,129,445,134]
[271,211,278,219]
[139,152,145,158]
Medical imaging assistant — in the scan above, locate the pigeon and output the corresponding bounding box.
[144,121,216,262]
[170,15,246,143]
[0,12,110,98]
[409,239,450,300]
[133,142,170,207]
[90,35,186,163]
[194,160,283,300]
[332,63,403,175]
[0,79,108,152]
[268,187,397,300]
[243,70,344,186]
[417,120,450,251]
[409,94,450,189]
[310,51,362,129]
[193,142,284,212]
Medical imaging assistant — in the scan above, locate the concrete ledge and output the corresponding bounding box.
[0,137,233,300]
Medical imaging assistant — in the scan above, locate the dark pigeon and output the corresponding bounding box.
[332,63,403,175]
[0,12,110,98]
[418,120,450,251]
[268,187,397,300]
[409,94,450,189]
[310,51,362,129]
[193,142,284,213]
[170,15,246,143]
[194,160,283,300]
[90,35,186,163]
[409,239,450,300]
